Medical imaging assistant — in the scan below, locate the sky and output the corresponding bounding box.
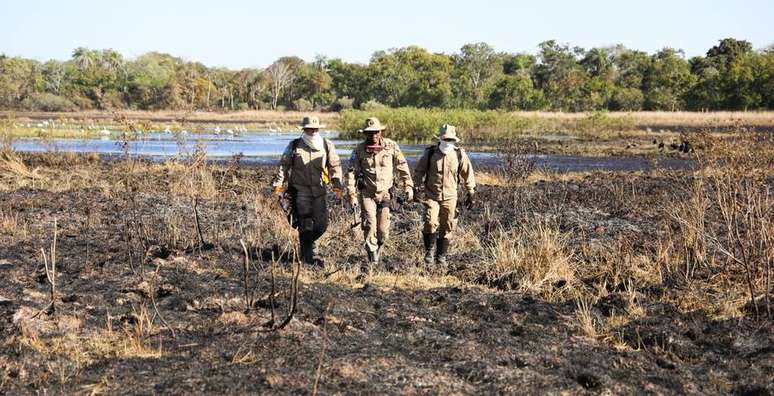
[1,0,771,69]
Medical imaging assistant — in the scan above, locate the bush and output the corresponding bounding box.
[464,219,577,301]
[332,96,354,112]
[293,98,313,112]
[360,100,387,111]
[20,93,78,112]
[339,108,538,142]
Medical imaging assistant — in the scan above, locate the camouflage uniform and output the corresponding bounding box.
[347,138,413,260]
[273,131,342,264]
[414,124,476,265]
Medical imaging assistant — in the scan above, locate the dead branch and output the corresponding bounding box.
[32,218,57,318]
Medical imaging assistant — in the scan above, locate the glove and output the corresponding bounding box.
[348,193,358,208]
[406,188,414,202]
[465,191,476,209]
[272,185,285,199]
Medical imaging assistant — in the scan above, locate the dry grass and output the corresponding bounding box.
[472,219,577,301]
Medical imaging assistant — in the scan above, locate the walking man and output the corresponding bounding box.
[346,117,414,264]
[272,115,343,265]
[414,124,476,267]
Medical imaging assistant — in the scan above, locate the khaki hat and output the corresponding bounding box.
[300,115,325,129]
[437,124,460,142]
[362,117,386,132]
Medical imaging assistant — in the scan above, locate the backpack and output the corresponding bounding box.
[291,137,332,185]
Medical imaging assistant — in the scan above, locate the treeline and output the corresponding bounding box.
[1,38,772,113]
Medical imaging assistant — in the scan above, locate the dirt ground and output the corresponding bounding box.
[0,152,772,395]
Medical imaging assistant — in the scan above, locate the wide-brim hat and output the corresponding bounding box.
[299,115,325,129]
[362,117,386,132]
[436,124,460,142]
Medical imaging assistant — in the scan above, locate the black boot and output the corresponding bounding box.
[435,237,450,267]
[374,243,383,265]
[299,233,315,265]
[423,233,436,264]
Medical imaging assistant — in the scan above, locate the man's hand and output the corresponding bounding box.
[332,186,343,200]
[348,193,358,208]
[406,188,414,202]
[465,191,476,209]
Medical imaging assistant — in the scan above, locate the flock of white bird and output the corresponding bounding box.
[14,120,295,137]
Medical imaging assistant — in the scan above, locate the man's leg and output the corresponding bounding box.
[375,191,391,263]
[294,193,315,264]
[308,194,329,264]
[436,196,458,266]
[423,199,440,264]
[360,196,379,262]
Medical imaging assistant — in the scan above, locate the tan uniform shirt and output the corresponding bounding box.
[414,145,476,201]
[273,137,343,197]
[346,138,413,197]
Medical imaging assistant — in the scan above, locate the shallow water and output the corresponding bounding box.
[11,130,690,172]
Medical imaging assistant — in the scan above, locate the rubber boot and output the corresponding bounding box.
[299,232,315,265]
[374,242,383,265]
[366,247,376,264]
[435,237,450,267]
[423,233,436,265]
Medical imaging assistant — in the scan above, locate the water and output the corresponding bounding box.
[11,130,690,172]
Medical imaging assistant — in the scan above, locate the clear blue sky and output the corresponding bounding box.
[1,0,771,69]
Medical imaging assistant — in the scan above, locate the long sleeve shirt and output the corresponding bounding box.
[346,138,413,198]
[272,137,342,197]
[414,145,475,201]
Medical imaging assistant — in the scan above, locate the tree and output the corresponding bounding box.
[266,56,301,110]
[368,46,453,108]
[533,40,595,111]
[488,74,546,110]
[452,42,502,108]
[642,48,695,111]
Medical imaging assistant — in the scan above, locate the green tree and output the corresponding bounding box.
[642,48,695,110]
[452,42,503,108]
[533,40,594,111]
[368,46,453,108]
[488,74,546,110]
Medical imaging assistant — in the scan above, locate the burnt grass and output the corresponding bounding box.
[0,154,772,395]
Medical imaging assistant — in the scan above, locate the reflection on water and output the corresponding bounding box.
[11,130,690,172]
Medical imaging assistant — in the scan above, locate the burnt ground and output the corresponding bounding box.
[0,155,772,395]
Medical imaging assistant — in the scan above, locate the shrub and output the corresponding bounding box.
[332,96,354,111]
[466,219,577,301]
[360,100,387,112]
[293,98,313,112]
[20,93,78,112]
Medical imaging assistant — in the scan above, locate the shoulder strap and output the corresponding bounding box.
[455,147,463,183]
[425,145,436,173]
[291,138,301,151]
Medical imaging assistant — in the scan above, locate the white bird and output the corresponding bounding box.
[226,129,234,135]
[99,129,111,136]
[214,126,222,134]
[180,130,189,135]
[37,123,44,128]
[164,125,172,134]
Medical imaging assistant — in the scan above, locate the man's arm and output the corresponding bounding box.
[326,139,343,189]
[272,142,293,191]
[413,147,430,190]
[393,143,414,190]
[459,149,476,194]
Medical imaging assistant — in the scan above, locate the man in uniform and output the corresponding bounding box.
[346,117,414,263]
[414,124,476,267]
[273,115,343,265]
